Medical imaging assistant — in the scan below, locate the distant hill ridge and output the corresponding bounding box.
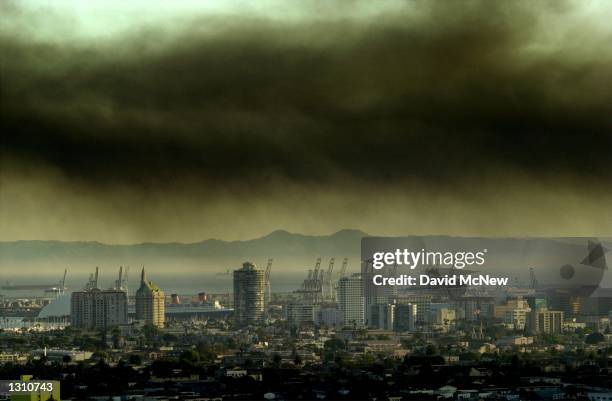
[2,231,610,263]
[0,229,369,260]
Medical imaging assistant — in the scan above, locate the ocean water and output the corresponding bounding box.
[1,271,307,298]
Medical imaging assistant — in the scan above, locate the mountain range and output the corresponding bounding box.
[0,229,367,261]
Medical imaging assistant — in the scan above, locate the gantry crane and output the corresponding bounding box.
[324,258,335,300]
[338,257,348,278]
[265,258,273,306]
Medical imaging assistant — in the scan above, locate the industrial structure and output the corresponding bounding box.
[264,258,273,308]
[296,257,348,304]
[114,266,129,295]
[283,257,351,327]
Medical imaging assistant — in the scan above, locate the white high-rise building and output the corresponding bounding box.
[71,289,127,329]
[338,274,364,327]
[495,297,531,330]
[434,307,456,325]
[526,309,564,334]
[70,268,128,330]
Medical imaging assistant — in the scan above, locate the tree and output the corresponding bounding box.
[225,337,237,350]
[111,327,122,349]
[586,332,605,345]
[196,342,216,362]
[142,324,160,342]
[162,333,178,344]
[324,338,345,352]
[98,329,108,349]
[425,345,437,356]
[128,354,142,365]
[179,350,200,364]
[511,354,520,368]
[92,351,108,360]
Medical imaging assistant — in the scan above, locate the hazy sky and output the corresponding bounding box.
[1,0,611,243]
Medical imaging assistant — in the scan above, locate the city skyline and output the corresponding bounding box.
[3,248,612,399]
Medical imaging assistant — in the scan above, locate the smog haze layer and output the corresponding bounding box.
[1,0,612,246]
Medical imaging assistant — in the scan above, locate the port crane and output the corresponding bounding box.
[529,268,538,289]
[296,257,324,303]
[332,258,349,298]
[323,258,335,300]
[114,266,130,294]
[264,258,273,306]
[85,267,99,290]
[339,257,348,279]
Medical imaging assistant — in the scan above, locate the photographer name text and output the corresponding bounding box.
[372,274,509,286]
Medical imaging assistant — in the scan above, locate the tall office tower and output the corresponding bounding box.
[284,302,316,326]
[433,307,457,326]
[547,290,584,318]
[454,296,495,321]
[316,305,342,327]
[338,274,364,327]
[369,303,395,330]
[526,295,547,312]
[71,288,128,329]
[233,261,265,327]
[363,262,397,326]
[398,295,432,325]
[495,297,531,330]
[581,290,612,315]
[526,308,564,334]
[394,303,417,332]
[135,268,166,328]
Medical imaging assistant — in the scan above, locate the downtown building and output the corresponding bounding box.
[233,261,265,327]
[338,274,364,327]
[362,261,397,327]
[135,268,166,328]
[284,302,316,326]
[71,289,128,329]
[526,308,564,334]
[394,303,417,332]
[431,304,457,328]
[495,297,532,330]
[369,303,395,330]
[398,294,432,325]
[316,305,343,327]
[453,296,496,321]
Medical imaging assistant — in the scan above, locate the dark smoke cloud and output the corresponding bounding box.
[3,1,611,185]
[1,0,611,242]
